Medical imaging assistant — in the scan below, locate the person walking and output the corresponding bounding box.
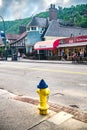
[72,51,77,63]
[80,49,84,62]
[61,50,65,61]
[17,51,20,60]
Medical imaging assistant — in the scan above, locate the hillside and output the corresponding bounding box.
[0,4,87,34]
[58,4,87,27]
[0,17,31,34]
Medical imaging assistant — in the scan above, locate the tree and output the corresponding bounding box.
[80,18,87,28]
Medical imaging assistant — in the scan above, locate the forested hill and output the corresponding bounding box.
[0,17,31,34]
[0,4,87,34]
[37,4,87,28]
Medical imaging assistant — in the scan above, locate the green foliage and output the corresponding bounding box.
[79,17,87,28]
[0,17,31,34]
[58,4,87,27]
[0,4,87,35]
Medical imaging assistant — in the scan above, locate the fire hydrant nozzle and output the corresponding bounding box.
[37,79,50,115]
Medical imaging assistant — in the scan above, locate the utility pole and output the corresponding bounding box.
[0,16,7,60]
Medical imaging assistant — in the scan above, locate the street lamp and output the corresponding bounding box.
[0,15,7,60]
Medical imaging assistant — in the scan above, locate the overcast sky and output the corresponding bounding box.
[0,0,87,20]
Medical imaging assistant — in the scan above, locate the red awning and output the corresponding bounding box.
[34,40,60,50]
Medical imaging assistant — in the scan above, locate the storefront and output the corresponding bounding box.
[58,35,87,60]
[34,39,60,60]
[34,35,87,60]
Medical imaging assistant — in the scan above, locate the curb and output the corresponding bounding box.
[13,95,87,123]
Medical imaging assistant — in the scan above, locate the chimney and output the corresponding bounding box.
[49,4,58,21]
[50,4,52,8]
[53,4,55,8]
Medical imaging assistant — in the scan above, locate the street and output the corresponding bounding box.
[0,61,87,112]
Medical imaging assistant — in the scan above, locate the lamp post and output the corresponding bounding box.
[0,15,7,60]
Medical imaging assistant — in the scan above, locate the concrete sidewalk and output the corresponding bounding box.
[8,57,72,64]
[0,89,87,130]
[2,57,87,64]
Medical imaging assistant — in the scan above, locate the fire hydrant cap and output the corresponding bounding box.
[37,79,48,89]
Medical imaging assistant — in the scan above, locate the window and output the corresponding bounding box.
[31,27,36,30]
[27,27,30,31]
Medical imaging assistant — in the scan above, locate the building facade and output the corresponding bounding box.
[34,4,87,60]
[0,4,87,60]
[26,16,48,54]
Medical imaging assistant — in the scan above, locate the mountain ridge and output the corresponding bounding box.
[0,4,87,34]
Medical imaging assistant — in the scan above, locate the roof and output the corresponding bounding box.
[6,34,20,40]
[27,17,48,27]
[0,31,27,47]
[45,20,59,37]
[0,32,27,47]
[45,20,87,37]
[10,31,27,45]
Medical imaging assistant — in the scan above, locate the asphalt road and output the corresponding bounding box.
[0,61,87,113]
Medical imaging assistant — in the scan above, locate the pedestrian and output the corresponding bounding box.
[72,51,77,63]
[61,50,65,61]
[80,49,84,62]
[17,51,20,60]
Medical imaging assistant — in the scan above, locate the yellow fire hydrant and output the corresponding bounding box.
[37,79,50,115]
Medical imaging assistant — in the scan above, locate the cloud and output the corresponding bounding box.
[0,0,87,20]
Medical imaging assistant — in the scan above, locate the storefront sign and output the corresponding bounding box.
[60,35,87,45]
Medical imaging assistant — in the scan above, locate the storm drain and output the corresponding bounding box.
[69,105,79,108]
[52,93,64,96]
